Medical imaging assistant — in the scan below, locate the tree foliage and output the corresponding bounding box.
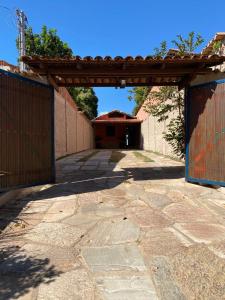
[18,25,98,119]
[171,32,204,55]
[129,32,204,157]
[128,87,150,115]
[145,87,185,158]
[21,26,73,57]
[153,41,167,58]
[212,41,223,54]
[68,88,98,119]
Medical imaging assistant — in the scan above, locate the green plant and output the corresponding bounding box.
[145,86,185,158]
[130,32,204,158]
[68,87,98,119]
[110,151,126,163]
[17,25,98,119]
[153,41,167,58]
[172,31,204,54]
[133,151,154,162]
[128,87,150,115]
[212,41,222,54]
[18,25,73,57]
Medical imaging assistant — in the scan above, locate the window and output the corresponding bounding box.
[106,125,115,136]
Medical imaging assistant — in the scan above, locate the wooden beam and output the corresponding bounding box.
[37,67,213,76]
[160,63,166,69]
[178,63,207,90]
[47,74,59,91]
[178,74,197,90]
[56,81,178,87]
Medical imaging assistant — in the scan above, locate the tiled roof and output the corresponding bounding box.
[22,54,225,88]
[202,33,225,55]
[92,119,142,124]
[22,54,224,63]
[0,60,19,72]
[94,110,136,120]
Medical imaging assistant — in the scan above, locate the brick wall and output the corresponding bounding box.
[54,88,94,159]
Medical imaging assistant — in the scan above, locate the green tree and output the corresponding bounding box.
[68,88,98,119]
[145,87,185,158]
[153,41,167,58]
[128,87,150,115]
[212,41,223,54]
[18,25,98,119]
[20,26,73,57]
[130,32,204,157]
[171,31,204,55]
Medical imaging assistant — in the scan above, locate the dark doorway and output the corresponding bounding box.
[93,110,142,149]
[94,123,141,149]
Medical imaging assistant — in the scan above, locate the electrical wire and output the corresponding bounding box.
[0,4,17,30]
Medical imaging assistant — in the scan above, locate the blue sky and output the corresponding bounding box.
[0,0,224,115]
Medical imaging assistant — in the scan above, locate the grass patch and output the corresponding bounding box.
[110,151,126,163]
[78,150,99,162]
[145,150,184,163]
[133,151,154,162]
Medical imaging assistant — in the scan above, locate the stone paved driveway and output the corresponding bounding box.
[1,150,225,299]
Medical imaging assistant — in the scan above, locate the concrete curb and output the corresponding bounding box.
[0,184,51,208]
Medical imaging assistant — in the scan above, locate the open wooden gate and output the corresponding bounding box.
[0,69,55,191]
[186,79,225,186]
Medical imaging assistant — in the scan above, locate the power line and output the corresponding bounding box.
[0,5,17,29]
[0,4,10,11]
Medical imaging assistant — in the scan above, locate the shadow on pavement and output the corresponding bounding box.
[0,165,184,232]
[0,245,61,300]
[124,166,185,180]
[25,165,185,201]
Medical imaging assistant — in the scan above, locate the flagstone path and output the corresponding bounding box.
[1,150,225,299]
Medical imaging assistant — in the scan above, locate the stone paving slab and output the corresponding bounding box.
[82,244,146,272]
[37,268,95,300]
[170,244,225,299]
[163,202,216,223]
[62,213,102,230]
[140,192,172,208]
[127,207,172,228]
[25,222,85,247]
[151,256,186,300]
[140,228,187,258]
[2,149,225,299]
[174,223,225,244]
[43,199,77,222]
[95,274,158,300]
[81,218,140,246]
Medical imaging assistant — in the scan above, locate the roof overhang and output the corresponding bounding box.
[92,119,142,124]
[202,32,225,55]
[22,54,225,89]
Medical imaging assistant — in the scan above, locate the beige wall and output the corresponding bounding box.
[139,111,177,158]
[54,88,94,159]
[136,87,179,158]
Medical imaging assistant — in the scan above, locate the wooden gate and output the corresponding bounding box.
[186,79,225,186]
[0,69,55,191]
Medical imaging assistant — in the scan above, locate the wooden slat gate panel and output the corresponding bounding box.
[0,69,55,191]
[186,79,225,186]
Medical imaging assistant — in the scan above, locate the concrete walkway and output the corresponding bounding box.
[1,150,225,299]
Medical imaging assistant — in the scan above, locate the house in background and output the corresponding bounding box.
[92,110,142,149]
[0,60,19,73]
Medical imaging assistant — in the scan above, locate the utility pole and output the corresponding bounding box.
[16,9,27,72]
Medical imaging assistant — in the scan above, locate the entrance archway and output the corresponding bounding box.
[21,54,225,186]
